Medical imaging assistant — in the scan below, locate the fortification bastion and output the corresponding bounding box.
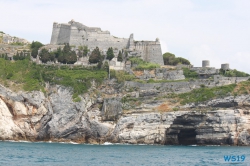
[50,20,164,65]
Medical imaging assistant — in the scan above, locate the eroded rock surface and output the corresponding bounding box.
[0,83,250,145]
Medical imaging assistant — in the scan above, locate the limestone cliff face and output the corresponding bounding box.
[0,84,250,145]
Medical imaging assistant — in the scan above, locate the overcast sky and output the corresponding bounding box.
[1,0,250,73]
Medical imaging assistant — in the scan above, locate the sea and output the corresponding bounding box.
[0,141,250,166]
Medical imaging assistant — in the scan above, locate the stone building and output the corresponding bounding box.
[50,20,164,65]
[109,58,125,70]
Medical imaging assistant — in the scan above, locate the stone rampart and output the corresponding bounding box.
[137,68,185,80]
[214,75,250,84]
[124,75,249,94]
[50,20,164,65]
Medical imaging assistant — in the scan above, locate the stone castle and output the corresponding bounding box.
[50,20,164,65]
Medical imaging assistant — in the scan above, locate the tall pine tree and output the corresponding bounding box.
[117,51,123,62]
[106,47,114,60]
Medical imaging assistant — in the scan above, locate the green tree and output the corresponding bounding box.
[63,43,71,53]
[54,47,63,58]
[89,47,102,63]
[31,48,39,58]
[83,46,89,56]
[30,41,43,49]
[103,61,109,72]
[117,51,123,62]
[97,61,103,69]
[65,51,77,64]
[30,41,44,58]
[40,48,54,63]
[13,52,20,60]
[57,44,77,64]
[106,47,114,60]
[4,54,8,60]
[163,52,190,65]
[163,52,176,65]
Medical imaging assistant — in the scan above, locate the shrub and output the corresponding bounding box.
[182,68,198,79]
[0,58,108,95]
[110,70,135,83]
[106,47,114,60]
[219,69,249,77]
[30,41,44,58]
[129,57,160,70]
[89,47,102,63]
[178,84,236,104]
[163,52,190,65]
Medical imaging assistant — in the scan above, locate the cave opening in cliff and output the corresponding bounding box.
[178,129,197,145]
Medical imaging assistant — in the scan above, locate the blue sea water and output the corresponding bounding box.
[0,141,250,166]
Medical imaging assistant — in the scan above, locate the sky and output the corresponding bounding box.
[1,0,250,73]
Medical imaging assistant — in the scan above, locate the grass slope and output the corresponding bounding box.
[0,58,108,97]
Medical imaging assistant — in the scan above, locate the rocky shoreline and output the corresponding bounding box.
[0,83,250,146]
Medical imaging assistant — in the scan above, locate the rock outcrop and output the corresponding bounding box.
[0,83,250,145]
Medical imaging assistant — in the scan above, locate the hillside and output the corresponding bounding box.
[0,32,250,145]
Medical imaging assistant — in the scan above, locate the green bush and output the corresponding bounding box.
[89,47,103,63]
[106,47,114,61]
[163,52,190,65]
[129,57,160,70]
[182,68,198,79]
[178,84,236,104]
[30,41,44,58]
[110,70,136,83]
[10,42,24,46]
[219,69,249,77]
[0,59,108,95]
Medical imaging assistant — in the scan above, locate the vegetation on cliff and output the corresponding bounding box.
[129,57,160,70]
[219,69,249,77]
[106,47,114,61]
[38,43,78,64]
[163,52,190,66]
[178,84,237,104]
[182,67,198,79]
[30,41,44,58]
[110,70,135,83]
[176,80,250,104]
[0,58,107,98]
[89,47,103,64]
[117,51,123,62]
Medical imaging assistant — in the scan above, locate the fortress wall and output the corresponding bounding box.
[125,76,249,94]
[214,75,250,84]
[125,80,216,94]
[56,24,71,44]
[81,39,128,50]
[50,21,163,65]
[68,25,129,48]
[50,23,60,44]
[69,28,85,46]
[87,31,109,41]
[134,43,147,59]
[145,42,164,65]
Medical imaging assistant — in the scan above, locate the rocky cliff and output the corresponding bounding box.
[0,82,250,145]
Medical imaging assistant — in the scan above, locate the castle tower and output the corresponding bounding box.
[50,22,60,45]
[202,60,210,67]
[128,34,135,50]
[221,63,229,70]
[145,38,164,65]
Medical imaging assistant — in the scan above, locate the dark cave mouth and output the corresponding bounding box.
[178,129,197,145]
